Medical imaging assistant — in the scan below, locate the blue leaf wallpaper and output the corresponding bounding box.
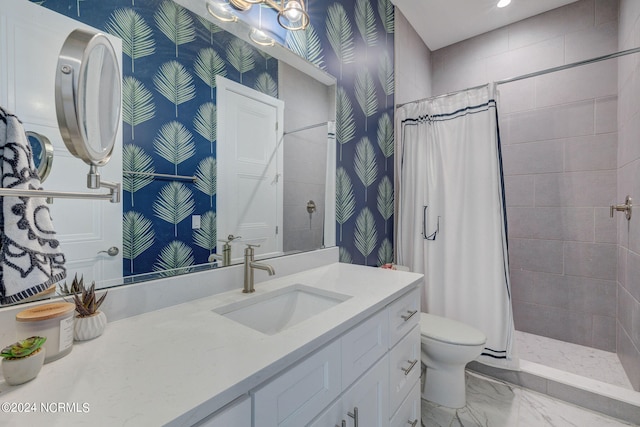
[36,0,394,274]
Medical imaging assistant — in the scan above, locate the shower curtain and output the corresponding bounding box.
[396,84,517,368]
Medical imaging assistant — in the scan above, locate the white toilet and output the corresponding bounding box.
[420,313,487,409]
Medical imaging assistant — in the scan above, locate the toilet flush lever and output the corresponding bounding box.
[610,196,632,220]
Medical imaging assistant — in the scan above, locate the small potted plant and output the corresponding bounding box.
[60,273,84,295]
[71,277,108,341]
[1,336,47,385]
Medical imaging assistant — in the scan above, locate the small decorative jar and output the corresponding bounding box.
[15,303,75,364]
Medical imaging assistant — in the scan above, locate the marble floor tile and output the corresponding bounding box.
[515,331,633,390]
[421,372,634,427]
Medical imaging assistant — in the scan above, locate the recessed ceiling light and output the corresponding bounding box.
[497,0,511,7]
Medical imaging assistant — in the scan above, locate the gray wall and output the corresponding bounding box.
[395,8,432,106]
[617,0,640,391]
[279,62,331,253]
[430,0,621,352]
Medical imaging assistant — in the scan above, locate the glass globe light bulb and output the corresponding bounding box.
[283,0,303,22]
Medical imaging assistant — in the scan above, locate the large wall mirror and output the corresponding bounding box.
[0,0,336,305]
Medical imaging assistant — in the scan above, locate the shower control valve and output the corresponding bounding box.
[610,196,632,221]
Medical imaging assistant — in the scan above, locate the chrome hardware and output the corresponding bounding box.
[610,196,632,220]
[401,359,418,376]
[401,309,418,321]
[243,244,275,293]
[306,200,317,214]
[0,170,120,203]
[347,407,359,427]
[98,246,119,256]
[307,200,317,229]
[208,235,242,267]
[408,419,418,427]
[123,170,196,183]
[336,421,346,427]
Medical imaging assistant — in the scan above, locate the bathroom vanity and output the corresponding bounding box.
[0,255,422,426]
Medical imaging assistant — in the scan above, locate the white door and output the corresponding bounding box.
[216,76,284,263]
[0,0,123,288]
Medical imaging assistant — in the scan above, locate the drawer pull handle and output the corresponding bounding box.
[347,407,359,427]
[408,419,418,427]
[401,310,418,321]
[401,359,418,375]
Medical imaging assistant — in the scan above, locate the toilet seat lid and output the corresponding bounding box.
[420,313,486,346]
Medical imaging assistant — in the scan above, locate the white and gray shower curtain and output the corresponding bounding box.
[396,84,517,367]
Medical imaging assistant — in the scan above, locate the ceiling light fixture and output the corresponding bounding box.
[207,0,309,31]
[206,0,239,22]
[497,0,511,7]
[249,5,275,46]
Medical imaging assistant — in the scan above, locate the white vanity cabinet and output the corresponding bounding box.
[390,382,421,427]
[389,326,421,414]
[387,287,421,424]
[193,395,251,427]
[253,286,421,427]
[310,355,390,427]
[253,340,342,426]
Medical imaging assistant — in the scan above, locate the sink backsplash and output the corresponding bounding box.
[0,247,338,348]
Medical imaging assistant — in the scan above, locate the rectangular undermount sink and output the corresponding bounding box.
[213,284,351,335]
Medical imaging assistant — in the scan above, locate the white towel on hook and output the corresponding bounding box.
[0,106,66,304]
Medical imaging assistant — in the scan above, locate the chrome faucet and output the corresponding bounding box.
[243,243,275,293]
[208,234,241,267]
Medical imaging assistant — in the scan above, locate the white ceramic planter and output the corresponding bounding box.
[1,347,46,386]
[74,311,107,341]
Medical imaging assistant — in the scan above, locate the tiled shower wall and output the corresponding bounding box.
[394,9,432,106]
[617,0,640,391]
[279,62,331,253]
[430,0,620,352]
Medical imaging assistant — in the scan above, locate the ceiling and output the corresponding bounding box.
[391,0,580,51]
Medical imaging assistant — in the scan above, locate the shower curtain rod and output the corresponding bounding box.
[283,121,329,136]
[396,45,640,108]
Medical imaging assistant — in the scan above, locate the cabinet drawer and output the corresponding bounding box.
[388,287,420,347]
[253,340,341,427]
[341,308,389,388]
[390,381,420,427]
[309,355,390,427]
[389,325,421,415]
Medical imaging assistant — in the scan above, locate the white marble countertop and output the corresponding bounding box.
[0,263,422,426]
